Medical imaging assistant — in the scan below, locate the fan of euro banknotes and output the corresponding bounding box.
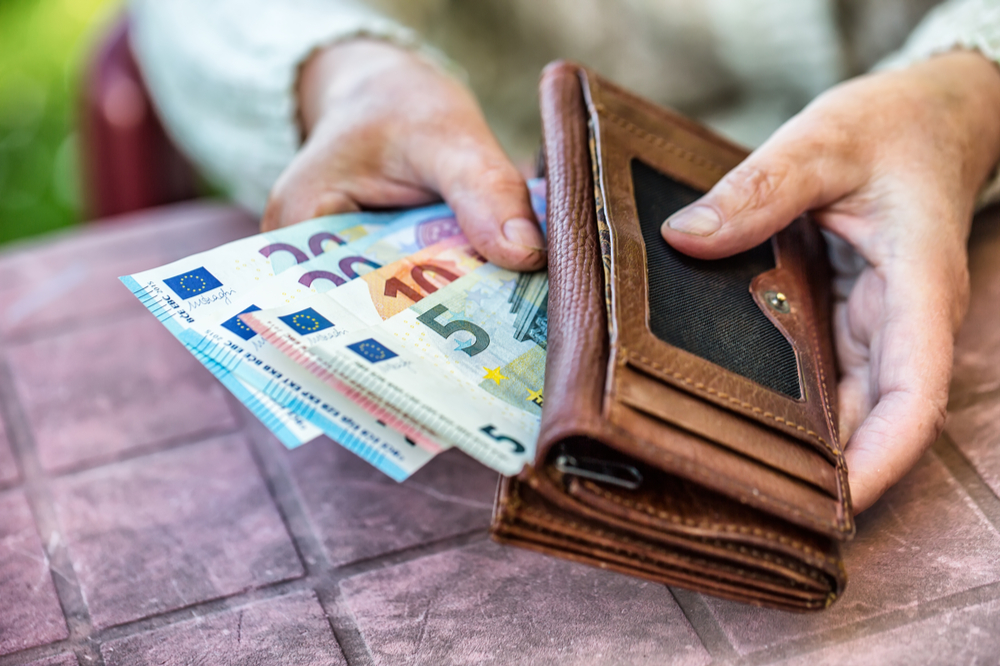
[121,180,549,481]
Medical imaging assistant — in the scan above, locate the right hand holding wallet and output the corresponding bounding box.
[491,62,853,612]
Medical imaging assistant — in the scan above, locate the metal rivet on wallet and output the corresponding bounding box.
[765,291,790,313]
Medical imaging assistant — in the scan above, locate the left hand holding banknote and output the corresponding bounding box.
[262,38,546,273]
[662,52,1000,513]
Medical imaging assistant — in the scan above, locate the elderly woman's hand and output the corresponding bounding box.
[262,38,546,272]
[662,51,1000,512]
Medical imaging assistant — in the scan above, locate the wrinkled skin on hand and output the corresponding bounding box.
[662,52,1000,512]
[268,40,1000,514]
[263,39,546,272]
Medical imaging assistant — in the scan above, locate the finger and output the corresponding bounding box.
[262,184,360,232]
[843,271,955,513]
[261,145,363,232]
[261,132,434,232]
[837,367,871,447]
[833,272,880,443]
[661,123,860,260]
[421,133,546,272]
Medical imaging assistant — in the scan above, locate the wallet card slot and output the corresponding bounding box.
[606,403,842,534]
[613,364,839,496]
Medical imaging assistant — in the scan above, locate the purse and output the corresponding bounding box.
[490,61,854,612]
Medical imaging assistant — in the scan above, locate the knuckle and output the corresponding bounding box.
[474,159,525,193]
[910,386,950,442]
[720,161,792,216]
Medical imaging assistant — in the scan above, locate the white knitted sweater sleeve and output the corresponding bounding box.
[128,0,455,214]
[877,0,1000,207]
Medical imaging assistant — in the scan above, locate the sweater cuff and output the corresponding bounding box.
[874,0,1000,208]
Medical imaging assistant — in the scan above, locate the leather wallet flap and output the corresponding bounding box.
[579,68,852,538]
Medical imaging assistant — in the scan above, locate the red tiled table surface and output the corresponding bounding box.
[1,201,1000,665]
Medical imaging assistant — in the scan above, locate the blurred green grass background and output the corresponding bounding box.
[0,0,121,246]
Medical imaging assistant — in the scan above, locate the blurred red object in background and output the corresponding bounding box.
[80,17,199,220]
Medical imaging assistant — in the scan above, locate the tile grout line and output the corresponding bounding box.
[82,578,323,646]
[221,396,495,664]
[933,432,1000,530]
[0,386,494,665]
[235,398,330,577]
[741,578,1000,664]
[733,438,1000,665]
[37,422,244,480]
[4,392,995,663]
[0,354,102,666]
[667,587,739,665]
[0,581,318,666]
[0,522,492,665]
[236,403,367,664]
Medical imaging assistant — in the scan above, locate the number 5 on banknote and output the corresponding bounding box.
[417,304,491,357]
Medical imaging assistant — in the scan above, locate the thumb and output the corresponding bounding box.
[660,136,854,260]
[419,131,546,272]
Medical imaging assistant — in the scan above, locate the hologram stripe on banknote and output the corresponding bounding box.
[310,264,548,474]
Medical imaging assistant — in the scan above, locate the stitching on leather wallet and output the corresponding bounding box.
[625,349,834,455]
[807,305,841,457]
[596,114,842,464]
[581,480,839,569]
[603,111,728,178]
[519,511,828,609]
[807,312,854,533]
[602,400,841,533]
[522,506,829,594]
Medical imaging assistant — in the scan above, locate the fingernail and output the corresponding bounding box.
[502,217,546,251]
[666,206,722,236]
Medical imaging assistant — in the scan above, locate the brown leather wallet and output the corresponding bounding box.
[490,62,854,612]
